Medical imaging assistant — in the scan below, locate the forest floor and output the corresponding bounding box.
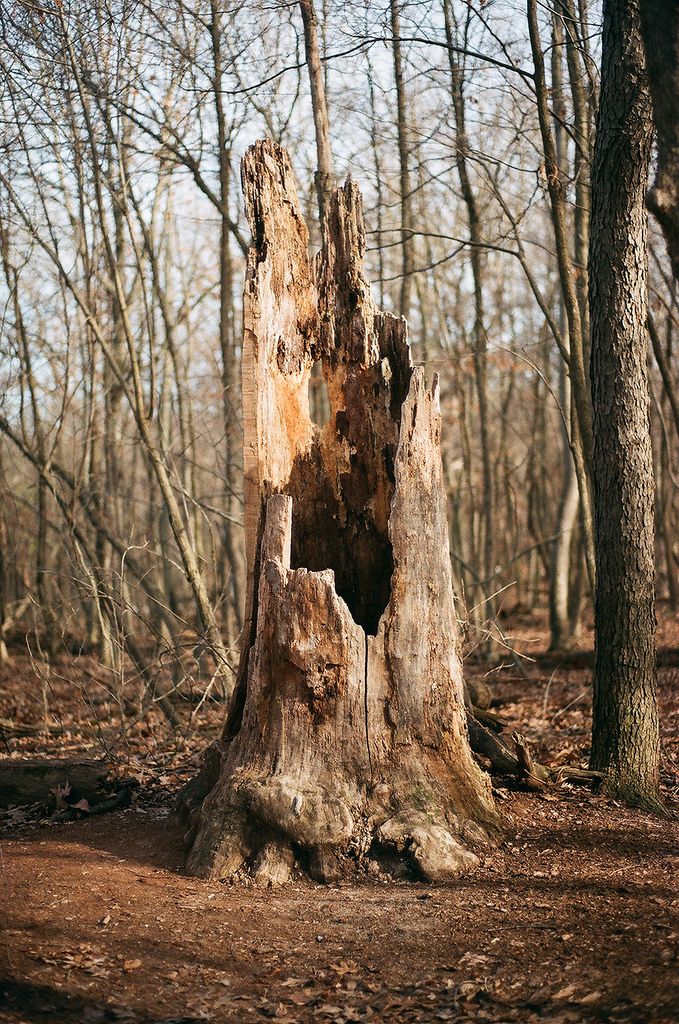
[0,608,677,1024]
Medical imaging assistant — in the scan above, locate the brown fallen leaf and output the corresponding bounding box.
[123,958,143,972]
[577,991,602,1005]
[328,960,359,976]
[288,993,312,1006]
[552,984,577,1002]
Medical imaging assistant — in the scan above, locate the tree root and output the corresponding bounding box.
[181,802,487,887]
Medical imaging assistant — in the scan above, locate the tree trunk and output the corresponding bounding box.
[658,431,679,610]
[549,457,580,650]
[527,0,597,595]
[210,7,244,639]
[443,0,496,639]
[640,0,679,283]
[390,0,414,321]
[179,141,496,884]
[299,0,334,225]
[549,301,580,649]
[0,518,9,664]
[589,0,660,806]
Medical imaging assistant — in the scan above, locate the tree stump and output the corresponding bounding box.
[181,140,497,883]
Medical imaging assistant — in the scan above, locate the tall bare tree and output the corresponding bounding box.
[588,0,660,807]
[389,0,414,321]
[299,0,334,224]
[443,0,496,632]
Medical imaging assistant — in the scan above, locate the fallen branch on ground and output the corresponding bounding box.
[51,785,132,822]
[0,718,63,738]
[466,710,606,790]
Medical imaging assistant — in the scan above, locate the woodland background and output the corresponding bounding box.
[1,3,678,1022]
[3,0,677,702]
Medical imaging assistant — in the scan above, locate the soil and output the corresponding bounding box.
[0,608,678,1024]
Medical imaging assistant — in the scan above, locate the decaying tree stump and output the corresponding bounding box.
[179,140,498,884]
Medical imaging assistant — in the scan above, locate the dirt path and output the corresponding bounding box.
[1,791,677,1024]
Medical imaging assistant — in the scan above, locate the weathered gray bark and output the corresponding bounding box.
[0,520,10,664]
[640,0,679,283]
[589,0,660,806]
[179,141,496,884]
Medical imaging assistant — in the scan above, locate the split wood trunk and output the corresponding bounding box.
[179,140,497,884]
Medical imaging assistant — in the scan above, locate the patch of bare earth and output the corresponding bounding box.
[0,611,677,1023]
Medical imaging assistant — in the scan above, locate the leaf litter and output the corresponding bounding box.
[0,613,677,1022]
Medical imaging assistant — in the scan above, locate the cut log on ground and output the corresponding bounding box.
[0,758,112,809]
[177,140,498,884]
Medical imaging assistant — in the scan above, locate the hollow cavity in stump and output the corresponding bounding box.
[178,140,498,884]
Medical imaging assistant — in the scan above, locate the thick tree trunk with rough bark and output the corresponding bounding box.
[589,0,660,806]
[179,140,496,884]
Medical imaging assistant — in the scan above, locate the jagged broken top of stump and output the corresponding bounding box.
[238,139,432,641]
